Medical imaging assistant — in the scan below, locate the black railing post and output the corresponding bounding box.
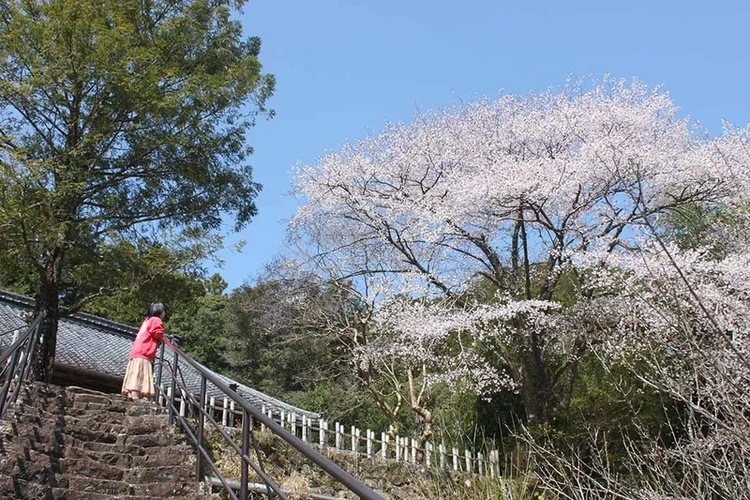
[197,375,207,481]
[241,409,249,500]
[154,343,164,404]
[169,348,179,425]
[0,348,22,418]
[159,337,385,500]
[12,320,41,403]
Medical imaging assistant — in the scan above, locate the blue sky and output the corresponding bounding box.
[210,0,750,290]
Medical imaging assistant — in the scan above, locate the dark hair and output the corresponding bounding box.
[147,302,165,318]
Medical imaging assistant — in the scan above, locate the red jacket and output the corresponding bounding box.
[129,316,165,362]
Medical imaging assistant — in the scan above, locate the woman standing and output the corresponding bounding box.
[121,303,166,400]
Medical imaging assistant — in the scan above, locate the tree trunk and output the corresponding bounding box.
[413,406,433,461]
[32,246,64,383]
[32,280,60,383]
[519,351,554,428]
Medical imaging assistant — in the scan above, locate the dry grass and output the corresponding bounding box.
[199,426,542,499]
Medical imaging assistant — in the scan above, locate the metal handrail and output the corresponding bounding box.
[157,364,286,500]
[0,313,43,419]
[154,338,385,500]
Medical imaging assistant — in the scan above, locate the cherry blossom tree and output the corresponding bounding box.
[291,77,746,428]
[520,198,750,498]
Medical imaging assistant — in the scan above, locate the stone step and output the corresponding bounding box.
[2,418,186,453]
[50,488,220,500]
[17,384,149,408]
[60,475,200,497]
[5,431,194,463]
[0,476,217,499]
[0,444,56,481]
[0,383,215,499]
[9,402,172,435]
[65,385,119,397]
[64,444,195,469]
[59,457,195,484]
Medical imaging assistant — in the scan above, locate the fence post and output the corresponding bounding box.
[477,452,484,475]
[381,433,388,460]
[335,422,341,449]
[366,430,373,458]
[209,396,215,420]
[452,447,459,471]
[260,405,266,432]
[411,439,417,463]
[301,415,308,442]
[229,400,236,427]
[395,435,401,461]
[351,426,357,453]
[221,398,229,426]
[319,419,327,448]
[425,441,432,466]
[179,389,186,417]
[465,449,472,473]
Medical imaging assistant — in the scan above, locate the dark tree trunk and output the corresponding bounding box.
[32,246,64,383]
[519,341,554,428]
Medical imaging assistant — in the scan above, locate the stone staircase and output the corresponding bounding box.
[0,382,218,499]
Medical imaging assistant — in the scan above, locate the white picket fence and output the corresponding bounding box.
[164,386,503,477]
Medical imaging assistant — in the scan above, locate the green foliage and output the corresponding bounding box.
[167,288,231,374]
[0,0,274,378]
[559,355,684,467]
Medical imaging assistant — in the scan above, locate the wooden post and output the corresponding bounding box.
[411,439,417,463]
[291,413,297,435]
[335,422,342,449]
[302,415,308,442]
[366,430,373,458]
[260,405,266,432]
[166,386,173,411]
[319,419,327,448]
[381,433,389,460]
[222,397,229,426]
[439,443,446,469]
[465,449,472,473]
[489,450,496,478]
[229,400,236,427]
[280,411,286,430]
[200,389,208,429]
[477,452,484,475]
[452,447,459,471]
[395,435,401,461]
[179,389,186,417]
[425,442,432,466]
[351,426,357,453]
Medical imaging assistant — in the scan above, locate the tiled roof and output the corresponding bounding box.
[0,290,318,419]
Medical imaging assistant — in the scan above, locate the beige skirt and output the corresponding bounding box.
[121,357,155,398]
